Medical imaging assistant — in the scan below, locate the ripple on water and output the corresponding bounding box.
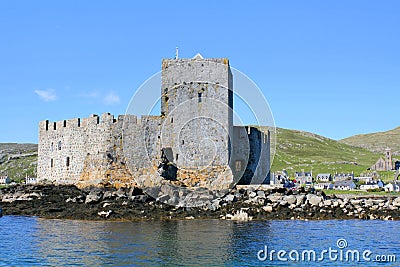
[0,216,398,266]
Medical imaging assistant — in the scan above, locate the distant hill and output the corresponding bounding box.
[0,143,37,182]
[340,126,400,156]
[267,128,381,177]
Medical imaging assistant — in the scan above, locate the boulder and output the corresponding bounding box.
[85,192,102,204]
[103,191,117,200]
[248,191,257,198]
[262,205,273,212]
[296,194,306,206]
[267,194,282,203]
[223,194,237,203]
[284,195,297,205]
[229,210,253,221]
[156,194,170,203]
[257,190,266,198]
[392,197,400,207]
[307,195,323,206]
[98,210,112,218]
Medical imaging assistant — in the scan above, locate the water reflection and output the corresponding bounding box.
[35,219,240,266]
[2,217,398,266]
[36,219,111,266]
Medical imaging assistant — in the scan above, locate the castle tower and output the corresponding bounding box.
[385,148,393,171]
[160,54,233,186]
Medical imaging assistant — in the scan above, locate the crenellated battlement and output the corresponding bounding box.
[40,112,125,131]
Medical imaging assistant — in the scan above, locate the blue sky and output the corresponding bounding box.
[1,1,399,143]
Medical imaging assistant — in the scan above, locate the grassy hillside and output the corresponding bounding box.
[340,126,400,155]
[0,143,38,182]
[269,128,383,178]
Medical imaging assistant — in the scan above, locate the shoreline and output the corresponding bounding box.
[1,185,399,221]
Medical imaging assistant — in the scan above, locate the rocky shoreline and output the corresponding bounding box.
[0,185,399,221]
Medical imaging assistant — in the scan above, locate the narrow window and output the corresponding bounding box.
[51,142,53,152]
[45,120,49,131]
[176,154,179,160]
[63,120,67,127]
[51,159,53,168]
[182,140,184,145]
[198,92,202,103]
[58,141,61,150]
[78,118,81,127]
[53,122,57,130]
[235,161,242,172]
[170,117,173,123]
[66,157,70,167]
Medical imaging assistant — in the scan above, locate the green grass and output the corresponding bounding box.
[323,189,400,196]
[0,143,37,182]
[265,127,389,178]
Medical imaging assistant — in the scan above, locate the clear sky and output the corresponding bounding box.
[1,1,399,143]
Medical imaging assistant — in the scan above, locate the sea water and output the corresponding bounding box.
[0,216,399,266]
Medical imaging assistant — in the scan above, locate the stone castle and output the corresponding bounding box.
[37,55,271,189]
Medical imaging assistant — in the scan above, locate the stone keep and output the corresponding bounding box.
[159,56,234,187]
[37,55,270,188]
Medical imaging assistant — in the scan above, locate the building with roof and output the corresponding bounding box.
[316,173,332,182]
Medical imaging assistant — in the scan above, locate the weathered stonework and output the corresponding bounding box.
[37,56,271,189]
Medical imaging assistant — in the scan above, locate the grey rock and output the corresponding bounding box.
[278,200,288,206]
[284,195,297,205]
[296,194,306,206]
[267,194,282,203]
[116,188,128,199]
[364,199,373,207]
[262,205,273,212]
[223,194,237,203]
[85,192,102,204]
[103,191,117,199]
[248,191,257,198]
[156,194,170,203]
[350,199,362,205]
[308,195,323,206]
[257,190,266,198]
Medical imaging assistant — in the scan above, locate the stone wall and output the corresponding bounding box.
[160,58,234,187]
[231,126,270,185]
[38,113,138,187]
[37,56,271,190]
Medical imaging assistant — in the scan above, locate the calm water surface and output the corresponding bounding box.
[0,216,399,266]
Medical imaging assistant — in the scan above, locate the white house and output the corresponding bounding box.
[25,177,38,184]
[333,173,354,182]
[316,173,332,182]
[360,180,384,191]
[384,182,400,192]
[314,183,333,190]
[295,171,313,185]
[333,180,356,190]
[355,176,373,184]
[0,176,10,185]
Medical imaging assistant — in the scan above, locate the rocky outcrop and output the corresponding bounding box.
[0,185,399,221]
